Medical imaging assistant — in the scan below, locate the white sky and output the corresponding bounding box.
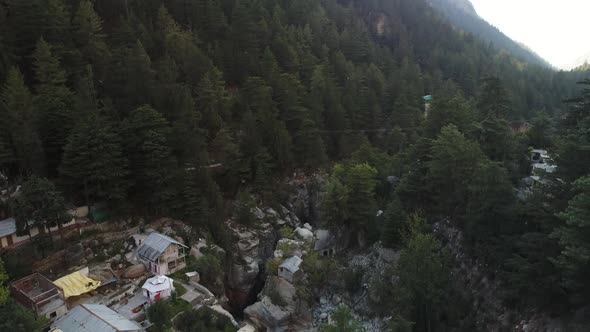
[470,0,590,69]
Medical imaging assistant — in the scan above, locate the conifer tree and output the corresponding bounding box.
[0,67,45,175]
[122,105,177,214]
[427,125,484,217]
[32,38,74,174]
[60,114,129,207]
[550,176,590,303]
[381,194,410,248]
[196,67,231,137]
[72,0,110,75]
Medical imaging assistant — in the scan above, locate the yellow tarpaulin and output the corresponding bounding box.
[53,271,101,298]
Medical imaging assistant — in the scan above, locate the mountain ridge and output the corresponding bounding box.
[565,50,590,70]
[427,0,552,68]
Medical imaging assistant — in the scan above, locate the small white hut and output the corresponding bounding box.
[278,256,303,283]
[142,275,174,303]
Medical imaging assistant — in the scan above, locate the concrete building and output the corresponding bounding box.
[137,232,188,275]
[314,229,337,257]
[10,273,68,321]
[51,304,145,332]
[278,256,303,284]
[142,275,175,303]
[0,217,77,249]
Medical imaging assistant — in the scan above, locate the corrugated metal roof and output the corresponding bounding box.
[52,304,143,332]
[137,232,186,261]
[279,256,303,273]
[0,218,16,237]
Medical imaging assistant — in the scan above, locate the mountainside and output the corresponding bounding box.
[1,0,590,331]
[427,0,552,68]
[566,51,590,70]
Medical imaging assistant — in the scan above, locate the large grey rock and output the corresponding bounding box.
[244,276,311,331]
[122,264,146,279]
[226,218,278,309]
[244,297,291,331]
[228,257,259,291]
[252,207,265,220]
[294,227,313,242]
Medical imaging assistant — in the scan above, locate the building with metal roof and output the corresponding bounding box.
[137,232,188,275]
[278,256,303,283]
[0,216,77,249]
[51,304,145,332]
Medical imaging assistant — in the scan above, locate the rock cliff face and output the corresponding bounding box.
[244,276,312,331]
[226,220,278,312]
[288,174,325,226]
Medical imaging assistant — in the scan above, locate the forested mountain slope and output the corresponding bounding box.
[428,0,552,68]
[0,0,590,330]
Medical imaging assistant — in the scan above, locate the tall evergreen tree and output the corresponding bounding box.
[427,125,484,217]
[196,67,231,138]
[0,67,45,175]
[381,194,410,248]
[72,0,110,76]
[550,176,590,305]
[32,38,74,175]
[122,105,177,214]
[60,114,129,208]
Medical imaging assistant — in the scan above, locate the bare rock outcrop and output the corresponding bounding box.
[122,263,146,279]
[226,220,278,310]
[244,276,312,331]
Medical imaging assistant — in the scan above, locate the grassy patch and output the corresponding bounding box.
[174,281,187,297]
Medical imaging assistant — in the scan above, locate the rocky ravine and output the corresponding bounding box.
[225,205,303,313]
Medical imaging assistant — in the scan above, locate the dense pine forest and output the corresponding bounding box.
[0,0,590,331]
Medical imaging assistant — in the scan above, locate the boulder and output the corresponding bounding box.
[244,297,291,331]
[125,251,139,264]
[252,208,265,220]
[303,223,313,231]
[294,227,313,242]
[122,264,146,279]
[228,257,259,292]
[244,277,307,331]
[265,208,279,219]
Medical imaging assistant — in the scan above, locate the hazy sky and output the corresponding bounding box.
[470,0,590,68]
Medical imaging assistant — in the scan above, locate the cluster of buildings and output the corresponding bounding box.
[8,231,191,332]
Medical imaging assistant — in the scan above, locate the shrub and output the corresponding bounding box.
[265,257,281,276]
[174,282,187,297]
[235,191,256,225]
[267,283,288,307]
[278,226,294,239]
[191,254,224,294]
[147,299,172,329]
